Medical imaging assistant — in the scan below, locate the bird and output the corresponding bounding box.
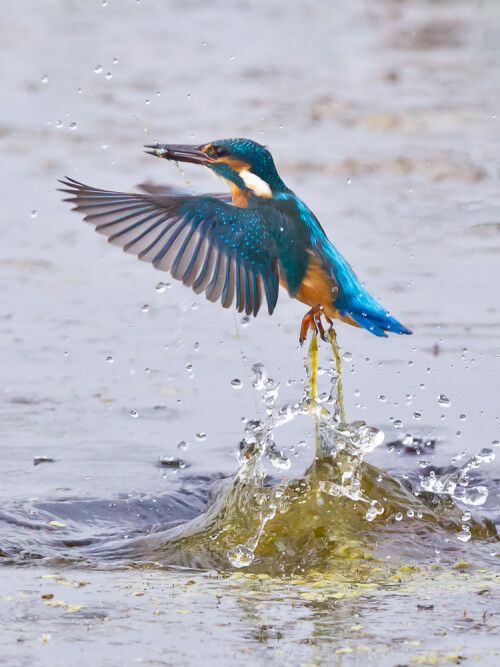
[59,138,412,343]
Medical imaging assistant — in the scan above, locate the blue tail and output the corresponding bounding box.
[340,293,412,338]
[315,233,412,338]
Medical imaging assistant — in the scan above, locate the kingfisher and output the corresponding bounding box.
[59,138,411,343]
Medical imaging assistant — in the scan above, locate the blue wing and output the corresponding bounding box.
[59,178,280,316]
[137,181,233,203]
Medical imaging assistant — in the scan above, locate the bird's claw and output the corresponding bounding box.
[299,306,333,345]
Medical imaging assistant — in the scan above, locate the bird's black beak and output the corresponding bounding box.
[144,143,210,165]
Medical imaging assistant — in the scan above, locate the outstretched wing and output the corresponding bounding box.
[58,177,280,316]
[137,181,233,204]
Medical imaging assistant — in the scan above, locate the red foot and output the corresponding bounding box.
[299,306,333,345]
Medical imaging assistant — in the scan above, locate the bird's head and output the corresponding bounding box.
[145,138,287,197]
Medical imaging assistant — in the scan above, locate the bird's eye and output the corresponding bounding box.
[212,145,228,158]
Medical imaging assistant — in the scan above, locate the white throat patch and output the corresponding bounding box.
[239,169,272,198]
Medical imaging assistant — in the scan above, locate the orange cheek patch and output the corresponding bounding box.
[219,157,251,172]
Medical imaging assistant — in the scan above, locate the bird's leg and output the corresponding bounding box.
[299,306,333,345]
[327,327,346,423]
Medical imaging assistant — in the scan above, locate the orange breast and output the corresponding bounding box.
[285,251,360,328]
[291,251,336,308]
[230,184,250,207]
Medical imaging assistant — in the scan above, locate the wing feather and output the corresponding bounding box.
[193,245,216,294]
[242,268,252,316]
[221,257,236,309]
[206,253,227,303]
[59,178,281,316]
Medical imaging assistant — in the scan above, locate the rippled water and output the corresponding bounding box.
[2,0,500,665]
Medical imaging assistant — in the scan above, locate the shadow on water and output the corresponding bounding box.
[0,336,497,577]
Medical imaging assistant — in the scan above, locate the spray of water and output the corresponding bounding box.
[128,333,497,574]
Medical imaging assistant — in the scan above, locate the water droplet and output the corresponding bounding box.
[69,122,77,130]
[94,65,103,74]
[145,98,150,105]
[113,57,118,64]
[159,455,185,469]
[141,304,149,313]
[457,530,471,543]
[393,419,403,429]
[461,486,488,506]
[462,511,471,522]
[231,379,242,389]
[364,507,378,521]
[191,303,198,310]
[266,445,291,469]
[186,363,193,372]
[394,512,403,522]
[106,356,114,363]
[129,410,139,418]
[378,394,386,402]
[241,315,251,327]
[30,210,37,219]
[346,177,352,185]
[406,509,414,518]
[459,414,466,421]
[40,74,49,84]
[438,394,450,407]
[251,363,267,390]
[342,351,352,361]
[477,448,495,462]
[230,55,235,61]
[227,544,254,567]
[365,500,384,522]
[413,411,422,420]
[177,440,188,451]
[56,120,63,129]
[105,72,112,80]
[155,282,168,293]
[195,432,206,441]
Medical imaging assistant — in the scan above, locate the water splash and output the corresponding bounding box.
[7,334,496,574]
[420,448,494,506]
[139,333,496,574]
